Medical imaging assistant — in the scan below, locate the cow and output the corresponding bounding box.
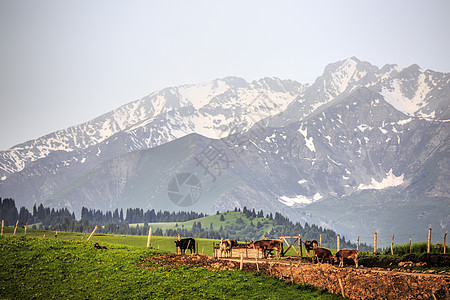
[94,243,107,250]
[248,239,282,259]
[219,239,238,258]
[174,238,196,254]
[334,249,358,268]
[303,240,318,257]
[312,247,333,264]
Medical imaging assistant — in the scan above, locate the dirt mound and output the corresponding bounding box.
[141,253,265,272]
[141,254,450,299]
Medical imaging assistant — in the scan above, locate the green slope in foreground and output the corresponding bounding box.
[0,236,343,299]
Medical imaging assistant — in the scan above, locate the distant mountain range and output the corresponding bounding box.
[1,57,449,246]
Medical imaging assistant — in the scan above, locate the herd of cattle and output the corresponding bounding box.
[174,237,358,268]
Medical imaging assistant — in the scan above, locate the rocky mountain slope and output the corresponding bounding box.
[1,57,448,245]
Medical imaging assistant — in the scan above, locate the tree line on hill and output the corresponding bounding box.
[0,197,370,251]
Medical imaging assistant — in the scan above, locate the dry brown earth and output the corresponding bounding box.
[141,254,450,299]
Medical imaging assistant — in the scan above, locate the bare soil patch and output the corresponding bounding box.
[141,254,450,299]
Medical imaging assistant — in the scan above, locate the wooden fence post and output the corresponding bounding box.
[444,231,448,254]
[391,235,394,255]
[374,233,377,254]
[319,234,322,247]
[337,234,340,252]
[255,256,259,272]
[87,225,98,241]
[13,220,19,236]
[147,227,152,248]
[24,219,32,237]
[357,236,359,251]
[409,234,412,254]
[177,234,181,255]
[338,277,345,298]
[427,228,431,253]
[289,260,294,283]
[298,261,305,284]
[82,226,89,240]
[1,220,3,236]
[240,253,243,270]
[299,234,303,257]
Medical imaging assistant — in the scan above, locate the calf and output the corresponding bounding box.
[303,240,318,257]
[248,239,282,259]
[219,239,238,258]
[334,249,358,268]
[174,238,196,254]
[312,247,332,264]
[94,243,107,250]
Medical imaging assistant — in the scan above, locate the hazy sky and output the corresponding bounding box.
[1,0,449,150]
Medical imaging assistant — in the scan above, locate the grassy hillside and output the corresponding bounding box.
[131,211,274,239]
[0,235,343,299]
[130,210,361,251]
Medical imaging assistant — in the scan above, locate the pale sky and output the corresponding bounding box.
[1,0,449,150]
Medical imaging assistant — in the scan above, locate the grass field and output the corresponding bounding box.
[1,226,314,257]
[0,232,343,299]
[129,211,275,237]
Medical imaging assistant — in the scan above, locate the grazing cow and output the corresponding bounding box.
[334,249,358,268]
[303,240,318,257]
[174,238,196,254]
[94,243,107,250]
[312,247,332,264]
[219,239,238,258]
[248,239,282,259]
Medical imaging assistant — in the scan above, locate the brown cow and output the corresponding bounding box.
[334,249,358,268]
[219,239,238,257]
[312,247,332,264]
[94,243,107,250]
[248,239,282,259]
[303,240,318,257]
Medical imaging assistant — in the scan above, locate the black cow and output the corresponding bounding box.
[174,238,196,254]
[303,240,318,257]
[312,247,332,264]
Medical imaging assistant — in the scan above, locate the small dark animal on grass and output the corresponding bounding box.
[175,238,196,254]
[94,243,107,250]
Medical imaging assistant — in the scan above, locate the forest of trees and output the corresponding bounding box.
[0,197,369,250]
[0,198,207,236]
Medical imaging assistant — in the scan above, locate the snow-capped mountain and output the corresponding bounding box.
[0,77,305,178]
[0,57,448,245]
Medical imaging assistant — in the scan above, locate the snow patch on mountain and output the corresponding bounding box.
[279,192,323,207]
[380,73,432,116]
[357,169,404,190]
[179,80,230,109]
[330,58,358,95]
[298,125,316,152]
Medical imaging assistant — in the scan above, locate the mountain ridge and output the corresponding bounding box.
[1,57,448,245]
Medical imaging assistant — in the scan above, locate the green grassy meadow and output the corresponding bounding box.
[0,232,343,300]
[2,226,314,257]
